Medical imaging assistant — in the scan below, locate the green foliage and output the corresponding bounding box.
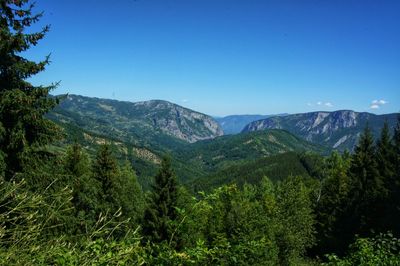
[275,176,316,265]
[391,116,400,235]
[313,151,352,255]
[62,143,100,228]
[112,161,144,225]
[64,142,90,177]
[143,156,180,247]
[0,0,60,179]
[191,152,319,192]
[92,144,119,209]
[0,179,145,265]
[348,125,387,235]
[324,233,400,266]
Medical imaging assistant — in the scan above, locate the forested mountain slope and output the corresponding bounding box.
[50,94,223,147]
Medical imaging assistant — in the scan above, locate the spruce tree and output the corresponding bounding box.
[394,116,400,183]
[63,143,99,223]
[143,156,179,247]
[376,121,395,185]
[64,142,90,178]
[92,144,119,211]
[313,151,351,256]
[348,124,386,235]
[391,116,400,235]
[376,121,395,232]
[0,0,60,179]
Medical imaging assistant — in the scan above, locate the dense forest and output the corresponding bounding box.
[1,1,400,265]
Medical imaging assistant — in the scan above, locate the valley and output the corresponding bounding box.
[48,94,395,191]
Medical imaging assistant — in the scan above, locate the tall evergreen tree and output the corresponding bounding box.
[143,156,180,247]
[64,142,90,178]
[63,143,99,224]
[393,116,400,184]
[92,144,119,211]
[313,151,351,256]
[0,0,60,179]
[390,116,400,235]
[347,124,386,235]
[376,121,395,186]
[376,121,395,232]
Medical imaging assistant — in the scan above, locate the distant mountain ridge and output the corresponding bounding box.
[50,94,223,145]
[242,110,399,150]
[215,114,288,134]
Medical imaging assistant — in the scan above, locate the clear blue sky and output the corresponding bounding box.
[26,0,399,116]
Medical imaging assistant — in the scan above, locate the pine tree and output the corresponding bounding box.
[64,142,90,178]
[63,143,99,223]
[0,0,60,179]
[348,124,386,235]
[393,116,400,183]
[376,121,395,232]
[92,144,119,211]
[391,116,400,235]
[376,121,395,186]
[143,156,180,247]
[313,151,352,256]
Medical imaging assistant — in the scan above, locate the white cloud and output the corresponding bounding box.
[308,101,333,108]
[370,99,388,109]
[181,99,189,103]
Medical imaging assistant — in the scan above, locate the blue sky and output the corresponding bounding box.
[26,0,399,116]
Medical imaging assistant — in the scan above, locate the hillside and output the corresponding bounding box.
[175,129,328,172]
[190,152,320,192]
[49,94,223,148]
[49,98,327,187]
[242,110,399,150]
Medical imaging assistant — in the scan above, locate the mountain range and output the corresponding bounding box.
[243,110,398,151]
[48,94,398,188]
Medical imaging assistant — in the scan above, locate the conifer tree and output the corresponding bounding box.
[393,116,400,183]
[376,121,395,186]
[348,124,386,235]
[391,116,400,234]
[143,156,180,247]
[63,143,98,222]
[64,142,90,178]
[92,144,119,210]
[0,0,60,179]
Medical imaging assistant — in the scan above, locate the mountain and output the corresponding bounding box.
[242,110,399,150]
[49,94,223,147]
[48,94,328,188]
[215,114,288,134]
[175,129,328,172]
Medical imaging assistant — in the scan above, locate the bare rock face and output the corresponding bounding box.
[136,100,223,143]
[242,110,398,150]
